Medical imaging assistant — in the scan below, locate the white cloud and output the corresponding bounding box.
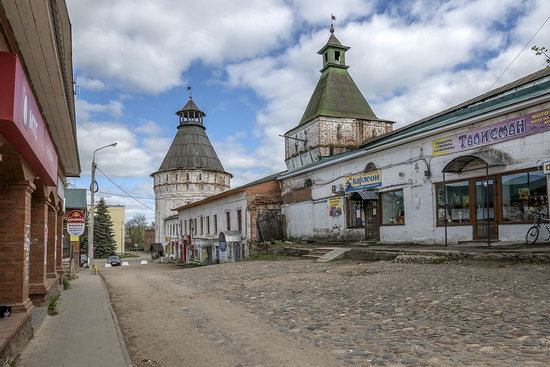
[76,99,123,121]
[218,0,550,177]
[78,76,106,91]
[67,0,294,94]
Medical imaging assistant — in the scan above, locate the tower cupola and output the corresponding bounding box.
[176,97,205,127]
[318,26,350,72]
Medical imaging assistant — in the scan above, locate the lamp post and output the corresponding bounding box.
[89,142,117,273]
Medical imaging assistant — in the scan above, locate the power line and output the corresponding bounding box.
[95,166,157,213]
[487,14,550,92]
[97,190,155,200]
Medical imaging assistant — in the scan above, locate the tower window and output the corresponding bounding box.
[335,51,341,62]
[199,174,202,181]
[324,53,328,63]
[186,173,189,180]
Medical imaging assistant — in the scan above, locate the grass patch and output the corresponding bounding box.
[47,294,61,316]
[246,253,297,261]
[62,277,71,290]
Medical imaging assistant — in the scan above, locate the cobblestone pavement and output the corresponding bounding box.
[104,259,550,366]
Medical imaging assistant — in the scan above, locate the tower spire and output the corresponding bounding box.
[330,14,335,33]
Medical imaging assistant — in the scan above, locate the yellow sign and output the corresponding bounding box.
[70,235,79,242]
[344,170,382,193]
[432,137,455,157]
[328,197,343,216]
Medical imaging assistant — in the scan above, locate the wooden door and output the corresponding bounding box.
[473,178,499,240]
[364,200,380,241]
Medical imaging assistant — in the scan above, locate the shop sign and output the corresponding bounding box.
[432,107,550,157]
[544,161,550,175]
[344,170,382,193]
[0,52,58,185]
[328,197,343,216]
[66,210,85,236]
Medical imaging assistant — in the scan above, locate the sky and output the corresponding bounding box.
[66,0,550,224]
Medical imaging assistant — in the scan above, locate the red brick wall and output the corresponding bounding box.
[46,207,57,278]
[29,195,48,289]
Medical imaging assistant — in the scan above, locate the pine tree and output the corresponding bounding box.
[92,198,117,258]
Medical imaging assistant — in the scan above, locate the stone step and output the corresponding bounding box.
[317,248,351,263]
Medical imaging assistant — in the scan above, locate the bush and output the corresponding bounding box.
[63,277,71,290]
[48,295,61,316]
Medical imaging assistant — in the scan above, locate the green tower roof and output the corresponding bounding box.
[298,32,380,125]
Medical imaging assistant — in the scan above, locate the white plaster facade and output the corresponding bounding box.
[280,97,550,244]
[153,169,230,243]
[178,191,248,264]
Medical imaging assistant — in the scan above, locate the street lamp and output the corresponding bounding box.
[89,142,117,273]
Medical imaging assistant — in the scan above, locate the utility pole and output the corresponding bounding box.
[89,142,117,273]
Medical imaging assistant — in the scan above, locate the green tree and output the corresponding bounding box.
[88,197,117,257]
[125,214,147,250]
[532,46,550,68]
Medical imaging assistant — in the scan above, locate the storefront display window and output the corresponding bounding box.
[381,190,405,225]
[346,199,364,228]
[437,181,470,224]
[502,171,548,221]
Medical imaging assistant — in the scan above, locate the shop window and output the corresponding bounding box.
[346,199,364,228]
[502,171,548,222]
[381,190,405,225]
[436,181,470,224]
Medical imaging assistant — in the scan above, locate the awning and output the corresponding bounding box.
[442,154,506,173]
[349,190,378,201]
[219,231,242,243]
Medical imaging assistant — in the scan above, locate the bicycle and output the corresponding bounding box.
[525,212,550,245]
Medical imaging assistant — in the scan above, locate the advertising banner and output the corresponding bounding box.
[432,108,550,157]
[328,197,343,216]
[344,170,382,193]
[66,210,85,236]
[544,161,550,175]
[0,52,58,185]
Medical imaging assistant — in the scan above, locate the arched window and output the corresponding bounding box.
[365,162,377,173]
[199,173,202,181]
[336,124,341,140]
[304,178,313,188]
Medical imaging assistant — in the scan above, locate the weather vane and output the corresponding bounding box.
[187,85,192,99]
[330,14,336,33]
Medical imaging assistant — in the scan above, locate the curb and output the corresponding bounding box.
[97,272,133,367]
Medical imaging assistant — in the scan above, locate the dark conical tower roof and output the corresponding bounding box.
[153,97,228,175]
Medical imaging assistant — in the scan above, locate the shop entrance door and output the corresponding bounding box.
[473,178,498,240]
[364,200,380,241]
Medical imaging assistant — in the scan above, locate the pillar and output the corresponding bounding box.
[0,182,35,314]
[46,206,58,279]
[28,195,48,304]
[56,211,64,276]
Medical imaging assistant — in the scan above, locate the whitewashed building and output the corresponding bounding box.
[175,174,283,264]
[280,67,550,244]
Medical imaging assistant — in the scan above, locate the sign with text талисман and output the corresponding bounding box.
[432,108,550,157]
[344,170,382,193]
[66,210,85,237]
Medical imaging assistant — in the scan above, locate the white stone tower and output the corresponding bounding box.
[152,96,231,242]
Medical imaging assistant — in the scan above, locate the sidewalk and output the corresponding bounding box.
[18,272,131,367]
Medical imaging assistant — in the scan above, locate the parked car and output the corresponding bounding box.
[108,255,121,266]
[80,254,88,267]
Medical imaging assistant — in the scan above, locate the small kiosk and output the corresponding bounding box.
[218,231,244,263]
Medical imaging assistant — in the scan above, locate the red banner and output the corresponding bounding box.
[0,52,58,185]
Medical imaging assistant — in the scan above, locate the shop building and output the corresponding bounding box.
[152,96,231,245]
[280,68,550,244]
[0,0,79,364]
[174,174,283,264]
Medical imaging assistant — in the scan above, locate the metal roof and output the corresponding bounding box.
[180,98,203,114]
[154,124,227,175]
[442,154,506,174]
[299,67,381,125]
[65,188,87,209]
